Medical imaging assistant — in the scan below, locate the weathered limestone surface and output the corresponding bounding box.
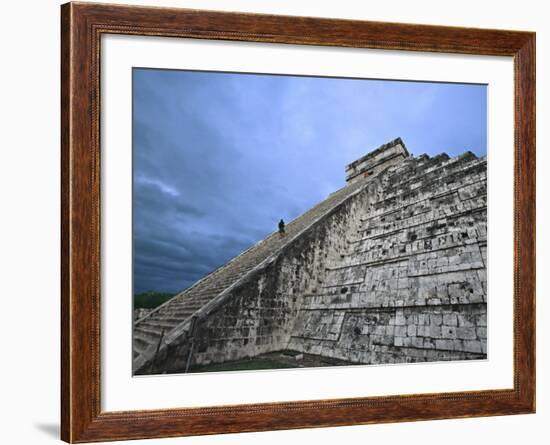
[133,138,487,374]
[133,308,153,321]
[345,138,409,183]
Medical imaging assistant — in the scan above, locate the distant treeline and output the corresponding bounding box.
[134,291,175,309]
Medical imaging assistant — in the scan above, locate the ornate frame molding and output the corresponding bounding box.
[61,2,535,442]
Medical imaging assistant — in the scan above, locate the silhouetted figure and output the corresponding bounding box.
[278,219,285,236]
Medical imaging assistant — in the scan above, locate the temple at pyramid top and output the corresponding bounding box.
[345,137,410,184]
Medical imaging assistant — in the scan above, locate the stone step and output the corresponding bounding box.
[133,335,153,354]
[135,325,164,339]
[170,298,212,309]
[386,154,477,186]
[370,159,486,211]
[139,319,181,330]
[382,156,481,197]
[161,299,204,309]
[359,191,487,235]
[133,329,158,346]
[151,315,189,324]
[166,310,198,320]
[384,154,450,183]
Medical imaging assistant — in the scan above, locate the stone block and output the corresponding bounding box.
[394,311,406,326]
[416,325,427,337]
[430,314,443,326]
[443,313,458,326]
[380,335,394,346]
[457,313,475,327]
[394,326,407,337]
[441,326,457,339]
[463,340,483,353]
[469,292,485,304]
[427,297,442,305]
[456,326,477,340]
[476,313,487,327]
[417,314,427,325]
[476,327,487,339]
[435,339,454,351]
[423,338,435,349]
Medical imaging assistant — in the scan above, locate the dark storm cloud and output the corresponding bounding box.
[133,69,487,293]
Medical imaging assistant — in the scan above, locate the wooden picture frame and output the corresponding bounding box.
[61,1,535,442]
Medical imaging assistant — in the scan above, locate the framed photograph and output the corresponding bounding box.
[61,2,535,442]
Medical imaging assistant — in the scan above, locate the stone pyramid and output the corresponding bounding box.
[134,138,487,374]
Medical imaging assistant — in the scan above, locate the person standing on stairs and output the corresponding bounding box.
[278,219,285,237]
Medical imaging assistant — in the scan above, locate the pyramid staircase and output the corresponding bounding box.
[133,165,376,372]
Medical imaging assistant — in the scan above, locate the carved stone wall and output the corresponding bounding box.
[287,152,487,364]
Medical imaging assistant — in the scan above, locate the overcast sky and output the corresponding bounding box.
[133,68,487,294]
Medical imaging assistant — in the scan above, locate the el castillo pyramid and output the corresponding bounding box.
[133,138,487,375]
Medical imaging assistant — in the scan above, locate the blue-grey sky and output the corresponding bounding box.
[133,68,486,294]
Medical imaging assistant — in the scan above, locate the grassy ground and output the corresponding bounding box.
[134,291,175,309]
